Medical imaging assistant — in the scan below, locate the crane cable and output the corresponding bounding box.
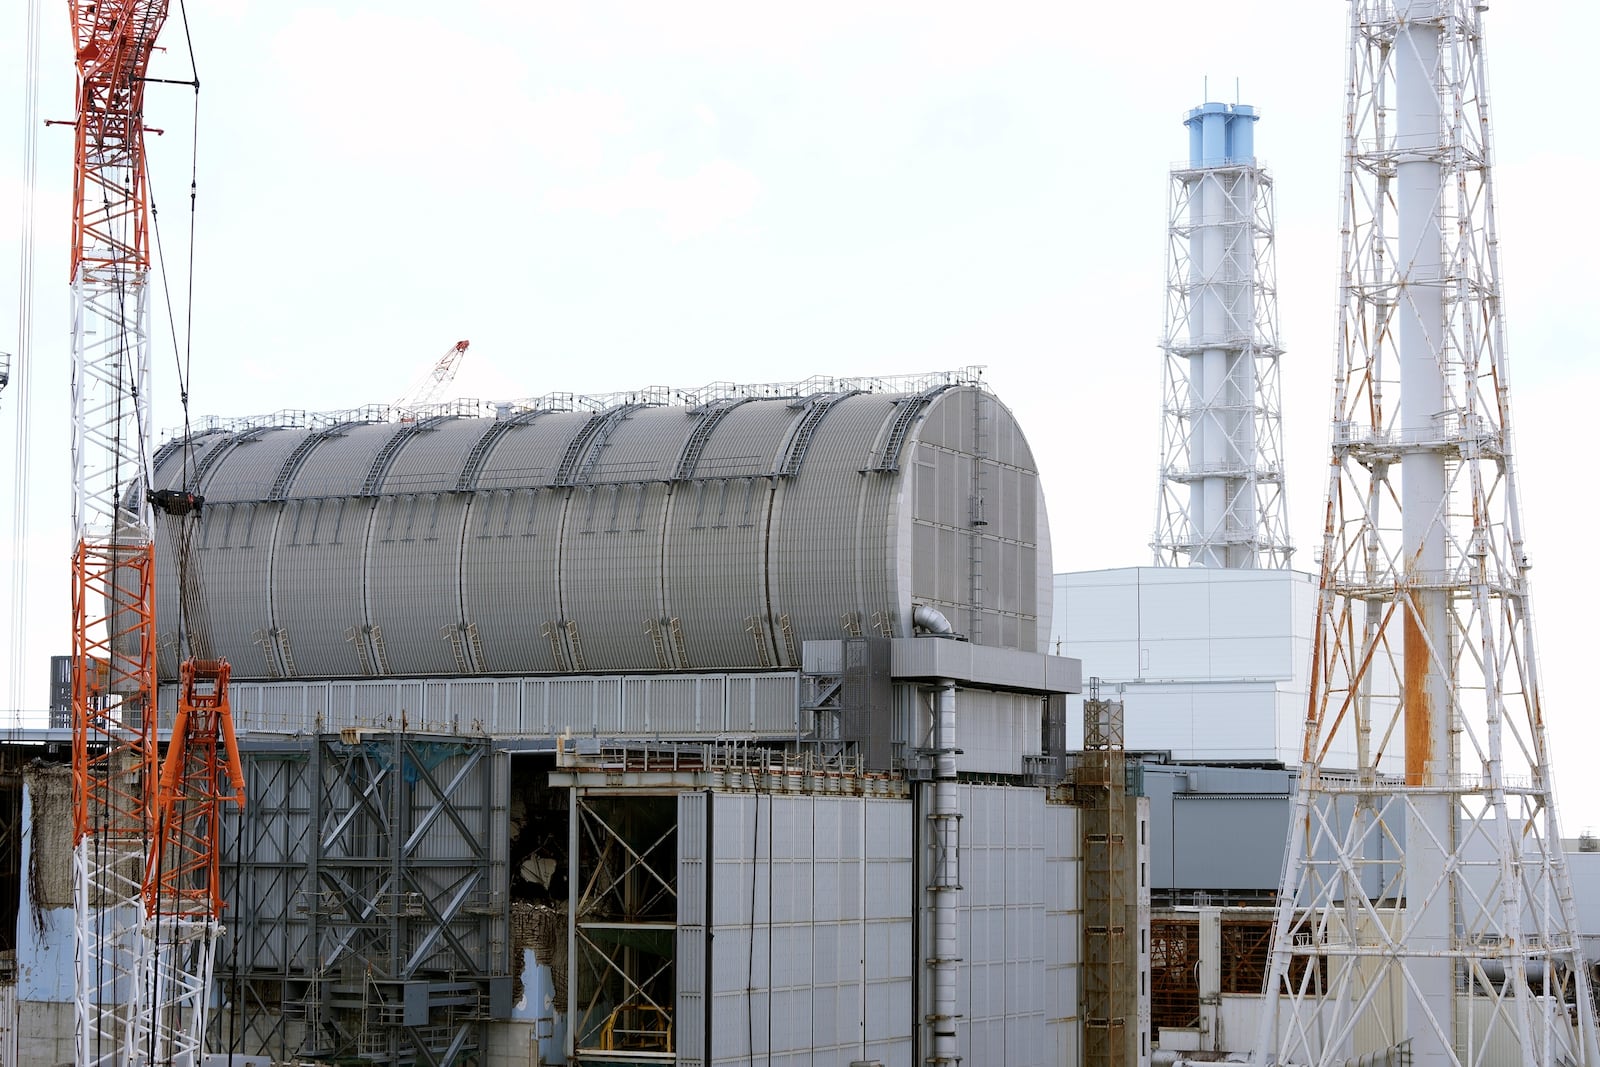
[7,0,43,720]
[149,0,207,664]
[139,2,204,1058]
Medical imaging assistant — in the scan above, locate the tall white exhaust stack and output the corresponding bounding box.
[1254,4,1597,1067]
[1153,101,1291,569]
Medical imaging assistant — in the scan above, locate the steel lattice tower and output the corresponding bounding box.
[1153,102,1292,569]
[1254,4,1595,1067]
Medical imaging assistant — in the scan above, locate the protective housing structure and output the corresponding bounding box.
[149,380,1051,681]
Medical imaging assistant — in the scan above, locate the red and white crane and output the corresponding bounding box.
[65,0,242,1063]
[395,337,471,417]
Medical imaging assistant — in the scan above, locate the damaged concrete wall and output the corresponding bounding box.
[17,763,76,1044]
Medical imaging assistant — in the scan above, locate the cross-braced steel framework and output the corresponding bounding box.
[1255,5,1595,1067]
[1153,126,1291,569]
[215,735,508,1066]
[570,793,678,1060]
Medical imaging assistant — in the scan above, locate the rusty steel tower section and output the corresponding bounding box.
[1255,4,1595,1067]
[1153,101,1291,569]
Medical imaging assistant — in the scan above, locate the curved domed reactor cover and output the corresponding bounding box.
[150,373,1052,681]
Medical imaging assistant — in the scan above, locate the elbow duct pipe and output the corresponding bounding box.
[928,678,961,1064]
[913,604,954,636]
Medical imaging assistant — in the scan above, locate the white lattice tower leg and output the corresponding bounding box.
[74,842,148,1067]
[1253,4,1599,1066]
[128,917,221,1067]
[71,253,159,1067]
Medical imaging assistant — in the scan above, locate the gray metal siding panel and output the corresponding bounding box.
[688,399,799,479]
[191,501,281,678]
[1172,795,1292,892]
[365,493,469,676]
[947,785,1049,1067]
[460,487,563,673]
[767,394,900,646]
[375,417,488,493]
[474,410,591,489]
[559,482,668,670]
[196,427,303,502]
[278,422,397,499]
[580,406,693,484]
[270,497,373,677]
[662,478,774,668]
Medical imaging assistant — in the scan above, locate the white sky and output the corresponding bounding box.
[3,1,1597,824]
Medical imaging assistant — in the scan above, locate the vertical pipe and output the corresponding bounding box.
[566,787,579,1064]
[1394,3,1453,1064]
[927,679,961,1064]
[1198,906,1221,1052]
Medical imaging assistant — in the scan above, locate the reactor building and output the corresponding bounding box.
[0,370,1153,1067]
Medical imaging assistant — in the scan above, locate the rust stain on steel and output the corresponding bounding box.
[1404,600,1430,787]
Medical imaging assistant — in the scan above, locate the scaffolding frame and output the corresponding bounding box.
[568,791,678,1062]
[1082,687,1129,1067]
[216,733,508,1066]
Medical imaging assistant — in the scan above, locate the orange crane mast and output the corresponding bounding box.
[64,0,242,1062]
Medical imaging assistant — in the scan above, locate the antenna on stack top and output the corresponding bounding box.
[1254,3,1595,1065]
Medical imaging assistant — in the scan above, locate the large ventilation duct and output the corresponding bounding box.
[150,383,1051,680]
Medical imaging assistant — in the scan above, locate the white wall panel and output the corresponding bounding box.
[1053,566,1319,763]
[676,792,914,1067]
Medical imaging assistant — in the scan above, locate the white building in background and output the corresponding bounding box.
[1051,566,1326,766]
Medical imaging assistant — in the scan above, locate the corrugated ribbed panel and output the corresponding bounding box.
[151,440,232,675]
[461,487,563,672]
[677,791,708,1066]
[560,481,669,670]
[278,422,395,499]
[693,400,800,478]
[270,497,373,677]
[151,429,233,490]
[194,427,303,502]
[582,405,692,483]
[546,676,623,733]
[857,403,902,637]
[365,493,469,676]
[903,387,1046,653]
[217,672,801,737]
[767,393,900,649]
[475,410,593,489]
[662,477,774,667]
[191,501,280,677]
[375,417,487,494]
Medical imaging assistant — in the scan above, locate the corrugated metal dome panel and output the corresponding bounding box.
[680,399,798,480]
[662,477,776,667]
[767,393,901,646]
[365,493,471,676]
[580,406,696,484]
[460,487,564,672]
[186,427,301,503]
[560,481,671,670]
[473,411,594,490]
[176,501,280,676]
[151,429,234,491]
[276,422,396,500]
[373,417,489,494]
[270,496,373,676]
